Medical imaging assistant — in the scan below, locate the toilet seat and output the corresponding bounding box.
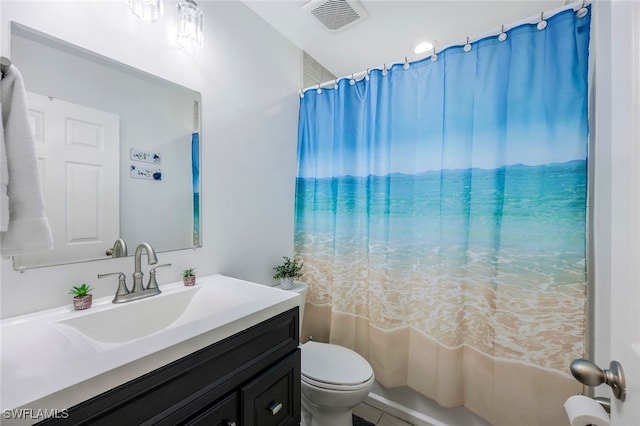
[301,341,374,391]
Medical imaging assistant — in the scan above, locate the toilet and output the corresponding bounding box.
[280,281,375,426]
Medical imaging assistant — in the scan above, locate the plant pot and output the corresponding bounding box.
[183,276,196,286]
[73,294,92,310]
[280,277,294,290]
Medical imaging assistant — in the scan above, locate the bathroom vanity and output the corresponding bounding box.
[1,275,301,426]
[39,308,300,425]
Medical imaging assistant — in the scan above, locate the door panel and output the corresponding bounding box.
[15,93,120,267]
[595,1,640,425]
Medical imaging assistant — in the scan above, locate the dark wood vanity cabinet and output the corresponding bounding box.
[38,308,300,426]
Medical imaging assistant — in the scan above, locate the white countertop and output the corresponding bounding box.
[0,274,300,415]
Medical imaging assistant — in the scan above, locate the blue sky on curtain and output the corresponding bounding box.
[295,6,590,425]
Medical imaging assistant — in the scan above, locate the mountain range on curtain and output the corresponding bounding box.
[295,7,590,426]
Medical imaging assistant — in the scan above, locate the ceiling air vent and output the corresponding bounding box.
[303,0,368,32]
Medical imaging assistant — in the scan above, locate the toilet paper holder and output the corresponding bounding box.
[570,359,626,401]
[591,396,611,413]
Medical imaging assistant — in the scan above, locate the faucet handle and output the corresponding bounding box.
[150,263,172,273]
[98,272,130,302]
[147,263,171,291]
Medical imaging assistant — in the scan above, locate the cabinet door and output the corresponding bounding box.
[241,349,301,426]
[186,392,238,426]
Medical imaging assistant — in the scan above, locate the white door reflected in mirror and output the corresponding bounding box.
[14,93,119,269]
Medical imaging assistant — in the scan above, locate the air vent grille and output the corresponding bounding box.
[304,0,368,32]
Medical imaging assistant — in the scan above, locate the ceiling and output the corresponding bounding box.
[243,0,568,81]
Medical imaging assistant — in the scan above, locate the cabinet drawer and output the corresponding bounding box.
[186,392,238,426]
[241,349,301,426]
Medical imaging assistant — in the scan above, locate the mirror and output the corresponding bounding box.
[10,22,201,269]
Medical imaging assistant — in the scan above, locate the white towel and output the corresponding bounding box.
[0,64,53,255]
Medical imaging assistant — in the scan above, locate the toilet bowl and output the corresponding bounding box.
[279,281,375,426]
[300,340,375,426]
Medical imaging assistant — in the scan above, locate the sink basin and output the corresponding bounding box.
[53,278,261,345]
[55,287,201,343]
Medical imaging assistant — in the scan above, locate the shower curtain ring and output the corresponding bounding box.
[464,36,472,52]
[316,84,322,94]
[577,1,589,18]
[350,74,356,86]
[382,63,388,76]
[431,47,438,62]
[537,12,548,30]
[404,57,410,70]
[499,25,508,41]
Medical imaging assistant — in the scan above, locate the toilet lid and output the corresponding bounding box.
[301,341,373,386]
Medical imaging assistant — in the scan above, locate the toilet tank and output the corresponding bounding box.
[276,281,308,337]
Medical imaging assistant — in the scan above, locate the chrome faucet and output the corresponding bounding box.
[105,238,128,258]
[132,242,158,293]
[98,242,169,303]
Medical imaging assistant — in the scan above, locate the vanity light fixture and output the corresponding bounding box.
[175,0,204,51]
[127,0,164,22]
[413,40,435,55]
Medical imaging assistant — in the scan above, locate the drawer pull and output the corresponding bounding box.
[268,401,283,415]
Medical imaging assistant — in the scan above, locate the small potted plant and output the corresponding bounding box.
[273,256,303,290]
[183,267,196,286]
[69,284,93,310]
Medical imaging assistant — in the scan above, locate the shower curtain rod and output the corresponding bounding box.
[301,0,590,95]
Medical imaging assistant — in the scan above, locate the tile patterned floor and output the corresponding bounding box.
[353,402,413,426]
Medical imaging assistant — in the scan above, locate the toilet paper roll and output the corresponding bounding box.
[564,395,610,426]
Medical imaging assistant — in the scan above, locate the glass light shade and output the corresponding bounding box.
[128,0,164,22]
[176,0,204,51]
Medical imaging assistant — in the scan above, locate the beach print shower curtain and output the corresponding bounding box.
[295,7,591,426]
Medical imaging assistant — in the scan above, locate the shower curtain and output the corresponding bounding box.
[295,6,591,426]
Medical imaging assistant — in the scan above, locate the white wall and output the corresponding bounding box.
[0,0,302,318]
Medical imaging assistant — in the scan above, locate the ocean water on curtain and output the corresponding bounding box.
[295,160,587,372]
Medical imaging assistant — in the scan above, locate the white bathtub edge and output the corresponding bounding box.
[364,381,490,426]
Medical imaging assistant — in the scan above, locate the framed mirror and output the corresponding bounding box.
[10,22,202,269]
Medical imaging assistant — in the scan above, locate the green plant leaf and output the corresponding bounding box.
[272,256,304,280]
[69,283,93,296]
